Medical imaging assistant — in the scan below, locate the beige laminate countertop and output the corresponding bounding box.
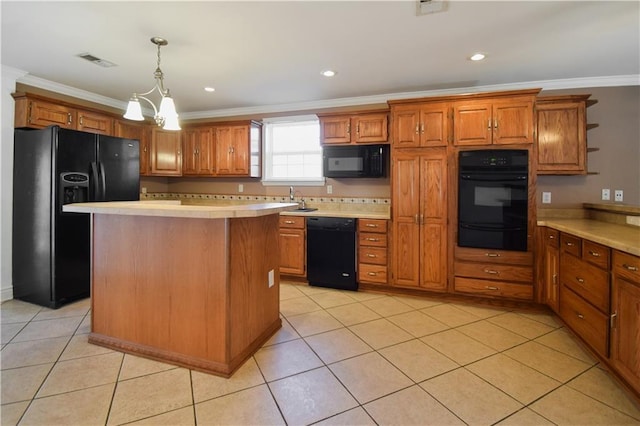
[63,201,299,219]
[280,209,390,220]
[537,219,640,256]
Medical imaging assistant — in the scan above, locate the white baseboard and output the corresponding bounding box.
[1,286,14,302]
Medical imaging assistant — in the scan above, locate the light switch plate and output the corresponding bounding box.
[602,189,610,201]
[327,185,333,194]
[615,190,623,202]
[268,269,274,288]
[238,184,244,193]
[542,192,551,204]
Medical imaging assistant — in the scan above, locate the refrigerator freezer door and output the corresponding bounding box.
[98,136,140,201]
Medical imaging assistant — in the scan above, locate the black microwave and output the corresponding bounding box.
[323,144,388,178]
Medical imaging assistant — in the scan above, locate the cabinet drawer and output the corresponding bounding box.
[583,240,610,270]
[359,232,387,247]
[559,285,608,357]
[454,277,533,300]
[544,228,559,248]
[279,215,305,229]
[454,261,533,283]
[359,246,387,265]
[560,233,582,257]
[454,246,533,266]
[358,219,387,233]
[613,250,640,283]
[560,254,609,313]
[358,263,387,284]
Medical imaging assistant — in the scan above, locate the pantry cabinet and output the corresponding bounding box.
[318,111,388,145]
[279,216,306,276]
[453,97,535,146]
[391,148,447,291]
[150,128,182,176]
[610,250,640,393]
[535,95,594,175]
[391,102,451,148]
[182,127,215,176]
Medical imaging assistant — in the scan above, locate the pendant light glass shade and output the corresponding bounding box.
[162,113,181,131]
[159,95,177,119]
[123,97,144,121]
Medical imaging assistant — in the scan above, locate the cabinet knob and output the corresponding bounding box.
[284,220,294,224]
[485,286,499,291]
[565,242,574,247]
[484,269,499,275]
[367,254,376,258]
[367,272,377,276]
[576,277,585,284]
[485,253,501,258]
[365,223,378,228]
[588,250,600,257]
[577,313,585,319]
[366,237,380,242]
[548,235,555,239]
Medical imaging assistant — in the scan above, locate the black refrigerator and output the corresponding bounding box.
[13,126,140,308]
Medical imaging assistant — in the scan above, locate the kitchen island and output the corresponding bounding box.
[63,200,297,377]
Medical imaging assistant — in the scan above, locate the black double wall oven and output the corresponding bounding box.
[458,149,529,252]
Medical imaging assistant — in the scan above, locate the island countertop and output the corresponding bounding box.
[63,200,299,219]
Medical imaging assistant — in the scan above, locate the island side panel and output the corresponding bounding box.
[228,214,282,365]
[90,214,228,365]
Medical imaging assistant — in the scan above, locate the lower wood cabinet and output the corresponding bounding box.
[357,219,388,285]
[453,246,534,300]
[542,227,560,312]
[279,216,306,277]
[610,250,640,393]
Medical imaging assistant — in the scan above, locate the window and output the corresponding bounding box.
[262,115,324,185]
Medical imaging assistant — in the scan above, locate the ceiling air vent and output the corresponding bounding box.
[416,0,448,16]
[77,52,117,68]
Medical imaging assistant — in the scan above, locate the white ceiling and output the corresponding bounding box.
[2,1,639,119]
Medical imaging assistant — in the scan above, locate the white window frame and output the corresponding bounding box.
[261,114,325,186]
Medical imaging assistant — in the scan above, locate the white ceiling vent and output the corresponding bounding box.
[416,0,448,16]
[77,52,117,68]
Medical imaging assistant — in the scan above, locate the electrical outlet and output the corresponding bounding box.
[542,192,551,204]
[327,185,333,194]
[238,184,244,193]
[141,187,147,194]
[615,190,623,202]
[601,189,610,201]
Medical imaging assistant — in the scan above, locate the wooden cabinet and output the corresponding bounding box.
[453,97,535,146]
[454,247,534,300]
[391,102,451,148]
[610,250,640,394]
[183,128,215,176]
[214,121,261,177]
[535,95,595,175]
[279,215,306,277]
[319,111,388,145]
[115,120,150,176]
[542,228,560,312]
[358,219,388,285]
[76,109,114,135]
[150,128,182,176]
[391,148,447,291]
[558,232,611,358]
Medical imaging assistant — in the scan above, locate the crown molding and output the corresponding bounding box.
[16,73,640,120]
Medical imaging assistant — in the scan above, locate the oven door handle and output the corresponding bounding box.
[460,174,527,182]
[460,223,526,232]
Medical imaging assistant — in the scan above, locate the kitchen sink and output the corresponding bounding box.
[295,207,318,212]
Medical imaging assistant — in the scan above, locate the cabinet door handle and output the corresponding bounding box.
[485,253,501,258]
[365,224,378,228]
[623,264,639,271]
[487,119,492,130]
[366,254,377,258]
[415,123,420,134]
[367,272,377,276]
[284,220,294,224]
[494,118,498,129]
[414,214,419,224]
[565,242,575,246]
[485,286,499,291]
[610,312,617,329]
[281,233,299,237]
[356,123,360,134]
[420,123,425,134]
[576,277,585,284]
[548,235,555,239]
[588,250,600,257]
[67,113,73,125]
[484,269,499,275]
[366,238,380,242]
[552,273,557,285]
[79,116,84,126]
[347,123,351,135]
[577,313,585,319]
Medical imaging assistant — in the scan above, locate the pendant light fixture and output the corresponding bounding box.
[124,37,180,130]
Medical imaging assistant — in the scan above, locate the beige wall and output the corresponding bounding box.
[146,86,639,206]
[537,86,640,207]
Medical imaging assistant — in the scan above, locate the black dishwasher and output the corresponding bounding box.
[307,217,357,291]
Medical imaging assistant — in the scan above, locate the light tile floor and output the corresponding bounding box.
[2,282,640,425]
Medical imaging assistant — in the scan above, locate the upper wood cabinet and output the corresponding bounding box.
[114,120,150,176]
[150,128,182,176]
[391,102,451,148]
[182,128,215,176]
[391,148,448,291]
[453,97,535,146]
[535,95,593,175]
[318,111,388,145]
[76,109,114,135]
[213,121,261,177]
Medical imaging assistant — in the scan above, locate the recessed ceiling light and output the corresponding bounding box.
[470,53,486,61]
[321,70,336,77]
[204,87,215,92]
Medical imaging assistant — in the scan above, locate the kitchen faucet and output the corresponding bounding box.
[289,186,295,201]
